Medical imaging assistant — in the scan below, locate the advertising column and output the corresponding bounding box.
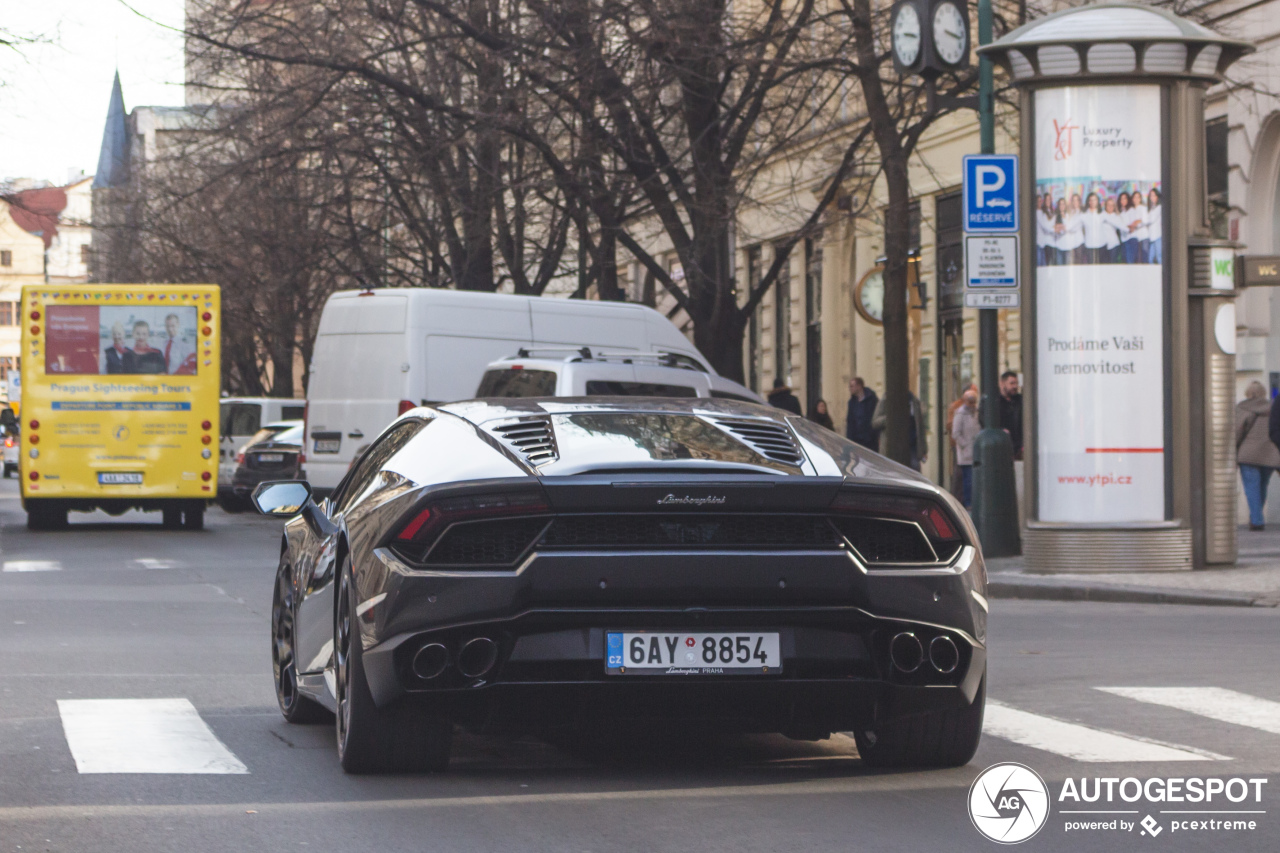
[1034,86,1165,523]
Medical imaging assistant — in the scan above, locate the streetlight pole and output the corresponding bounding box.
[971,0,1021,556]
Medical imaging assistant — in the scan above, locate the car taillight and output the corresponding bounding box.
[398,399,416,416]
[828,490,964,565]
[236,451,245,465]
[391,490,550,561]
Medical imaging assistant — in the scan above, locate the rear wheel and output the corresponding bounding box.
[162,507,183,529]
[26,502,68,531]
[182,505,204,531]
[334,558,452,773]
[854,675,985,768]
[272,559,330,724]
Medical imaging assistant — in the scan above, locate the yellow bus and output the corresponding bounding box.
[19,284,221,530]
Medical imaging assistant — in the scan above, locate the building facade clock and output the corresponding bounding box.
[854,266,885,326]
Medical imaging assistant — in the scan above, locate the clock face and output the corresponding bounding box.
[856,268,885,325]
[932,2,969,66]
[892,4,922,68]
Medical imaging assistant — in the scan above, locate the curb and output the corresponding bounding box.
[987,576,1276,608]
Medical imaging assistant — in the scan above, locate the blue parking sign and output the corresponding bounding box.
[963,155,1019,233]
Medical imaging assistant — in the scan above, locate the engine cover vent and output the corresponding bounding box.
[491,417,559,466]
[709,417,805,466]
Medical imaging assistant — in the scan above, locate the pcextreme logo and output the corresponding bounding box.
[969,764,1269,844]
[969,762,1051,844]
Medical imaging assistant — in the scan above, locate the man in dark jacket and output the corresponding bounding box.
[845,377,879,449]
[998,371,1023,459]
[767,378,802,415]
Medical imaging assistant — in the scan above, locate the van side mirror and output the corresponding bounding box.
[252,481,313,517]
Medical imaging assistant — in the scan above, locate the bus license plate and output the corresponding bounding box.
[98,472,143,485]
[606,632,780,675]
[313,439,340,454]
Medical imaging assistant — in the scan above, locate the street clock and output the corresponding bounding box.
[854,266,885,326]
[890,0,972,77]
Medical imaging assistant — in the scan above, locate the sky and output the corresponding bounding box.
[0,0,186,186]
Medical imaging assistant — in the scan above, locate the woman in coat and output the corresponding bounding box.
[1236,381,1280,530]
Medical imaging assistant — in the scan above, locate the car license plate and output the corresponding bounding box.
[257,453,285,463]
[606,631,781,675]
[313,439,340,454]
[98,472,143,485]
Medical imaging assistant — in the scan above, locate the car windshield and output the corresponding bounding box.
[477,368,558,398]
[551,413,783,469]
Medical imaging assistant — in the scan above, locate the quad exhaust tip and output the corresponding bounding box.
[889,632,923,673]
[929,635,959,674]
[411,643,449,680]
[457,637,498,678]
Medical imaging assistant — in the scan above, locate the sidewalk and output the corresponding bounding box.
[985,526,1280,607]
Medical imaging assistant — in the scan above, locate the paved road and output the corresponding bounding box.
[1,477,1277,852]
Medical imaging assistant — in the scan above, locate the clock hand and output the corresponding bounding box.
[945,29,962,39]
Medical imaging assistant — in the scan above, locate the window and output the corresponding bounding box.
[332,420,426,514]
[1206,117,1229,239]
[804,231,823,414]
[476,369,558,397]
[746,246,762,393]
[584,381,697,397]
[0,303,12,326]
[0,356,14,383]
[281,405,306,421]
[225,404,263,437]
[0,250,11,267]
[773,244,791,387]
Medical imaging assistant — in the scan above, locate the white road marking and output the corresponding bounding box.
[57,698,249,774]
[983,700,1228,762]
[1098,687,1280,736]
[135,559,180,570]
[3,560,61,572]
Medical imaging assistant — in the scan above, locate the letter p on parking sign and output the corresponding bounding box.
[964,155,1019,233]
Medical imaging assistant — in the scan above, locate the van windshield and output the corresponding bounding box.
[476,369,558,398]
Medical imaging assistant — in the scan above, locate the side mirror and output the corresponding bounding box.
[252,481,313,517]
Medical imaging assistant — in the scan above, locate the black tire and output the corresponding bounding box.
[27,503,67,531]
[162,507,183,529]
[854,675,985,768]
[335,558,452,773]
[182,505,204,531]
[4,464,12,478]
[272,559,331,724]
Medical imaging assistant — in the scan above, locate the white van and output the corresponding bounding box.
[476,350,715,398]
[219,397,307,491]
[305,289,759,492]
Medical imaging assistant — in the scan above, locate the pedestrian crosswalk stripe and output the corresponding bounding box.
[983,700,1229,762]
[3,560,61,572]
[135,559,180,570]
[1097,687,1280,736]
[57,698,249,774]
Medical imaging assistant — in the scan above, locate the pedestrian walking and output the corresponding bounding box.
[1240,381,1280,530]
[845,377,879,449]
[951,389,980,508]
[998,371,1023,460]
[808,399,834,430]
[871,391,929,472]
[767,378,802,416]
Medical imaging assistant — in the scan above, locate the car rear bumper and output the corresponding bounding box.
[360,603,985,734]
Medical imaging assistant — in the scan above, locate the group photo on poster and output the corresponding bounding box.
[1035,180,1162,266]
[45,305,199,376]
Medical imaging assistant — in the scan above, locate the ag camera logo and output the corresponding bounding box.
[969,762,1050,844]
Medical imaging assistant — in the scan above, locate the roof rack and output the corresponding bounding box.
[504,348,703,371]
